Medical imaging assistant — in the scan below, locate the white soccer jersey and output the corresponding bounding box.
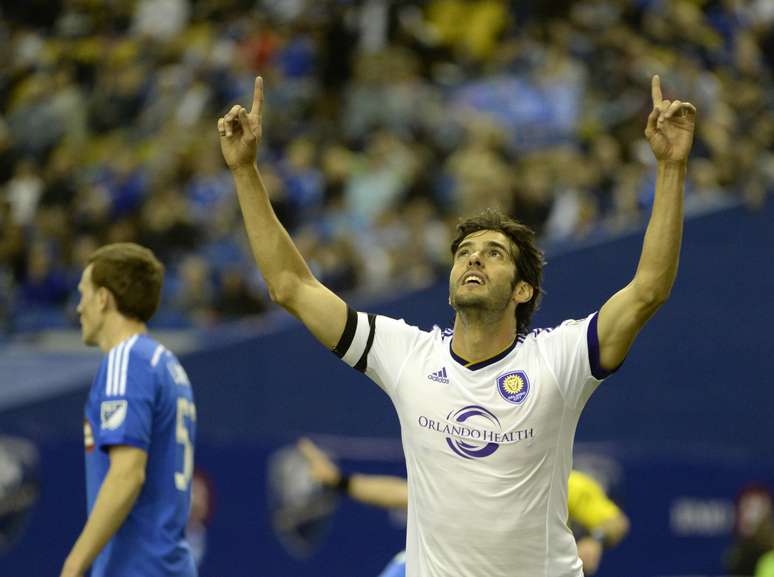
[334,309,612,577]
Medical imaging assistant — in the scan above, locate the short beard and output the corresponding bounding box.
[450,284,513,326]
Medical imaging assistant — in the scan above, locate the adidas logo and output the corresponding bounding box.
[428,367,450,384]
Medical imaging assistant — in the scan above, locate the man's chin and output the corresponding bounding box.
[451,294,488,311]
[80,329,97,347]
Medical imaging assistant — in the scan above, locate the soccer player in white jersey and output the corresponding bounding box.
[61,243,197,577]
[218,75,695,576]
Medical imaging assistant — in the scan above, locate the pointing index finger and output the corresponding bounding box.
[250,76,263,117]
[652,74,662,107]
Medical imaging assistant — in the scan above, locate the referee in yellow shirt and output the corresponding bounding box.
[568,470,630,574]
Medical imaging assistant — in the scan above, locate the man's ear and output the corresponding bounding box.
[513,281,534,305]
[96,286,114,312]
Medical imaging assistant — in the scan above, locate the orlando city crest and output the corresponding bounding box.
[497,370,530,405]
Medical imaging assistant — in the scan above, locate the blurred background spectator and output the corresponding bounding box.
[726,485,774,576]
[0,0,771,334]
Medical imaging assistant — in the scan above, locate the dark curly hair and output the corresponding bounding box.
[87,243,164,323]
[450,209,545,336]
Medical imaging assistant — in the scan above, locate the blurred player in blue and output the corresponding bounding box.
[60,243,197,577]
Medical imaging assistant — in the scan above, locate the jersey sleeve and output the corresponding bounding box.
[535,312,616,409]
[93,346,156,453]
[332,307,422,397]
[567,470,623,531]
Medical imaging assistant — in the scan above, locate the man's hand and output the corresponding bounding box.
[218,76,263,170]
[645,75,696,164]
[297,438,341,487]
[576,536,603,575]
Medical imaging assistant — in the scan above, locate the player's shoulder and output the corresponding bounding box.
[372,313,439,341]
[125,334,166,366]
[412,321,452,351]
[516,325,556,349]
[406,323,456,344]
[368,314,445,359]
[130,335,193,390]
[123,335,183,380]
[523,313,597,343]
[99,334,162,397]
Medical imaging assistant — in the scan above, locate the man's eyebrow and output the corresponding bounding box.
[485,241,510,252]
[457,239,511,252]
[454,240,516,261]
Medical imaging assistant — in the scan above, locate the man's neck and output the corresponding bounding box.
[451,311,517,364]
[97,314,147,353]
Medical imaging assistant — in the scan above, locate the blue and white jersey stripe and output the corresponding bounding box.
[150,344,166,368]
[105,335,139,397]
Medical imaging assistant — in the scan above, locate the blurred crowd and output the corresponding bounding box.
[0,0,771,334]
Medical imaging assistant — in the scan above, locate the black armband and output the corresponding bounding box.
[334,474,351,495]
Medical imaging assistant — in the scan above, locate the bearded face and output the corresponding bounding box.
[449,230,519,317]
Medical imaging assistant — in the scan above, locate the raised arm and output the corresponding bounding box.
[217,77,346,348]
[597,75,697,371]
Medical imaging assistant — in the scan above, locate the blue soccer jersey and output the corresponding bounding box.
[83,334,197,577]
